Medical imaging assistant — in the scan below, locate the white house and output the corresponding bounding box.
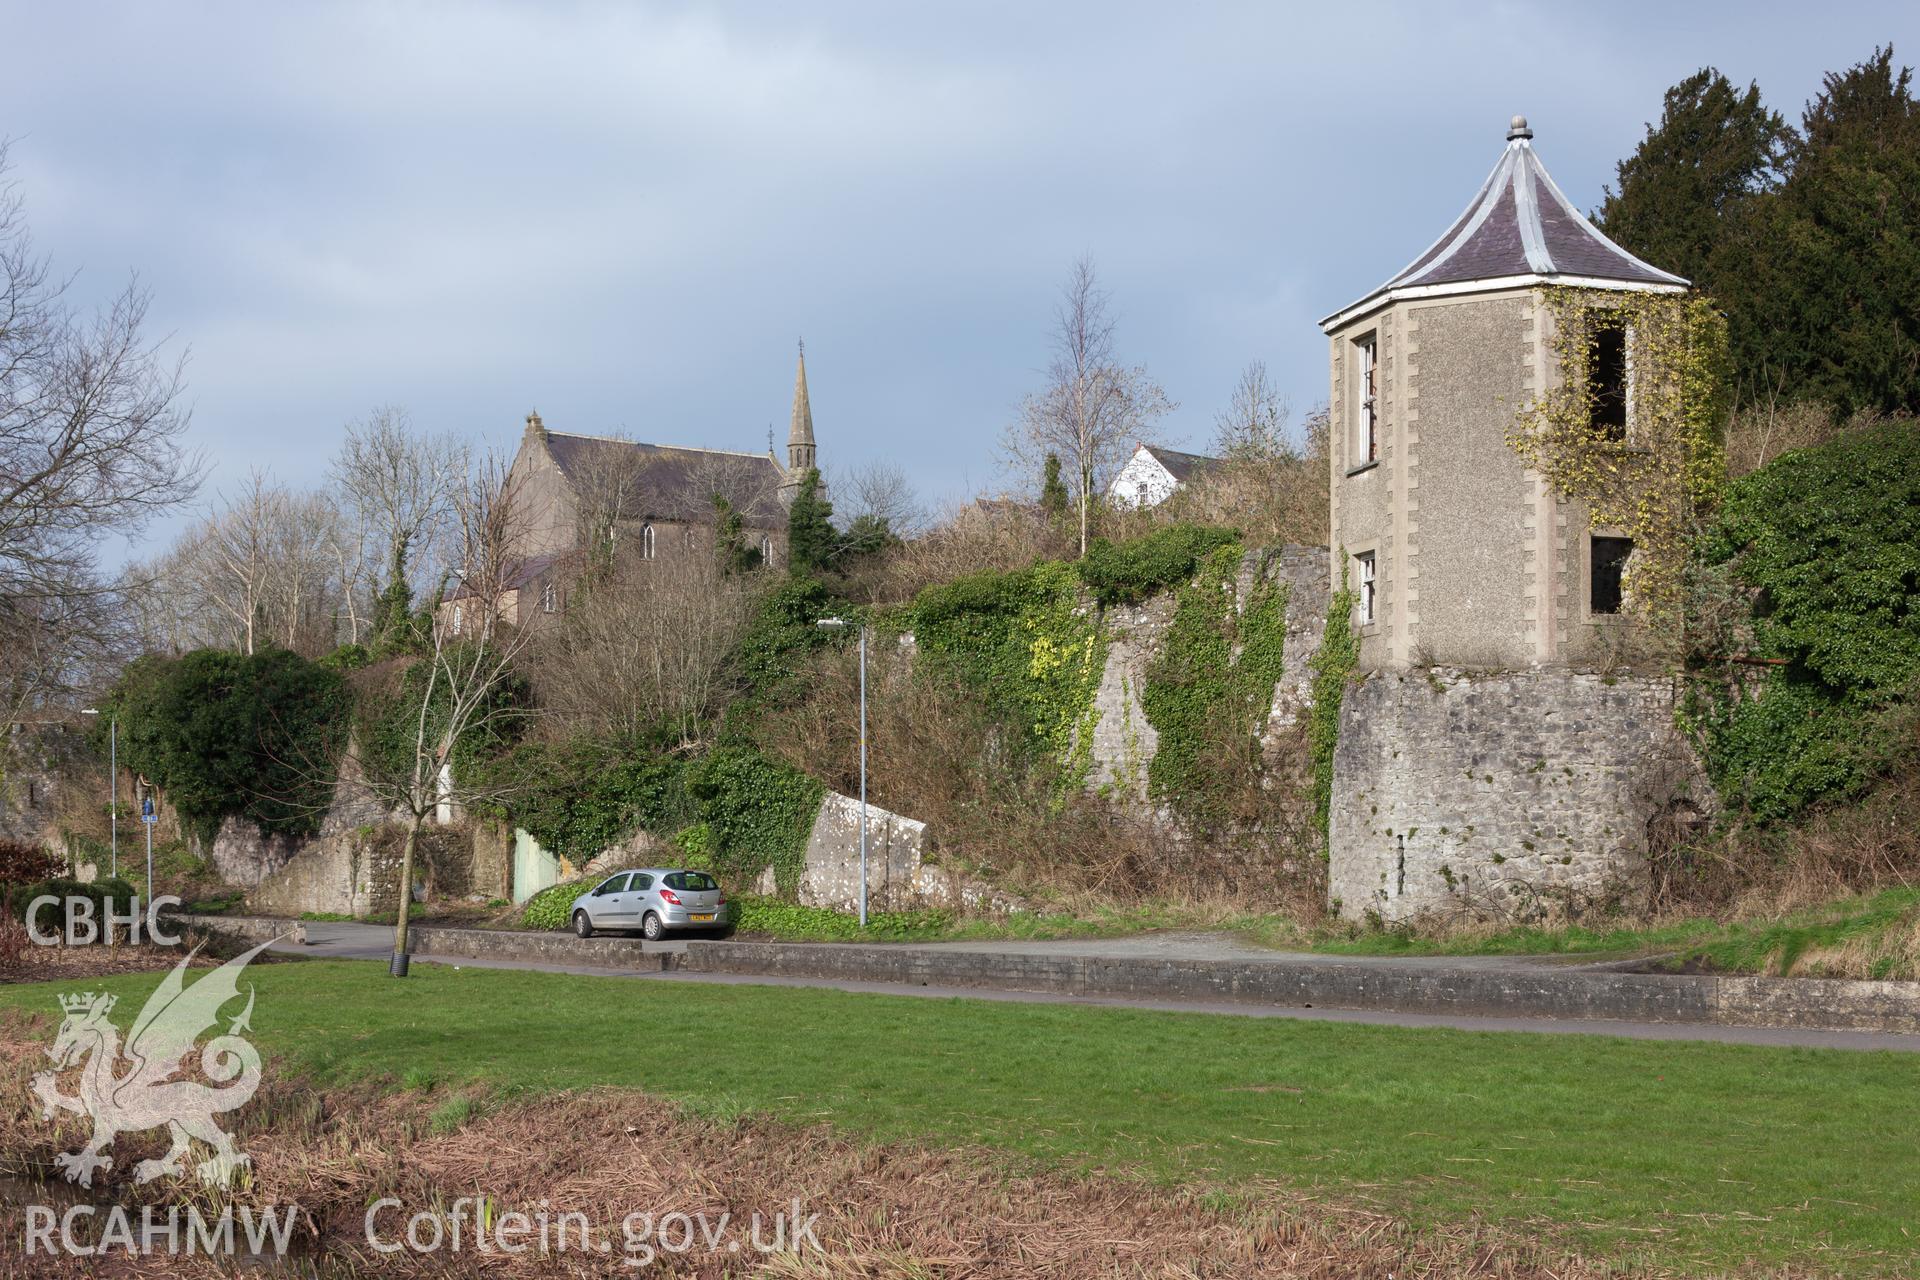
[1107,443,1218,508]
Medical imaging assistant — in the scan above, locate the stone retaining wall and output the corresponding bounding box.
[1328,669,1710,924]
[409,923,672,972]
[677,940,1920,1035]
[178,914,1920,1036]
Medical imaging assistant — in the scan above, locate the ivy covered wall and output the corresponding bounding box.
[1139,543,1290,827]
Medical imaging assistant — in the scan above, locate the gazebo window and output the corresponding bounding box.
[1354,335,1379,463]
[1589,322,1629,441]
[1590,536,1632,615]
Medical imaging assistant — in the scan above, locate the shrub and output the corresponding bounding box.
[0,839,65,918]
[728,576,834,713]
[730,896,952,941]
[493,740,691,863]
[318,643,371,673]
[1694,417,1920,818]
[912,559,1106,776]
[1076,524,1241,607]
[687,746,823,893]
[1704,417,1920,698]
[0,838,62,885]
[520,879,596,931]
[104,648,349,843]
[10,876,138,928]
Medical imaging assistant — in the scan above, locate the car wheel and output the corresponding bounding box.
[573,910,594,939]
[642,912,664,941]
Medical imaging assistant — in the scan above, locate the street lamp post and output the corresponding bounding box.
[80,709,117,879]
[816,617,868,927]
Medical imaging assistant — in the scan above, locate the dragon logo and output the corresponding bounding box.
[30,938,277,1188]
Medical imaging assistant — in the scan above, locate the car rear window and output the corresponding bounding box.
[666,872,718,892]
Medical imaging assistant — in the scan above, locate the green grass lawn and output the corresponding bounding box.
[4,961,1917,1274]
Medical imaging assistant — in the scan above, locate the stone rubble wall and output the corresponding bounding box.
[246,827,405,919]
[1082,545,1332,808]
[1328,669,1711,924]
[244,818,508,919]
[753,789,1023,915]
[209,743,394,888]
[1259,545,1332,743]
[1083,596,1173,802]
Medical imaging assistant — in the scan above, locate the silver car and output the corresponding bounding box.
[571,868,730,941]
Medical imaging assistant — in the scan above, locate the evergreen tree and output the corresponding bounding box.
[840,513,895,559]
[711,495,762,574]
[1596,68,1789,289]
[1714,46,1920,413]
[785,468,835,576]
[368,543,414,646]
[1039,453,1070,519]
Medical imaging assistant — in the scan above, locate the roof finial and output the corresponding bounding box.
[1507,114,1533,142]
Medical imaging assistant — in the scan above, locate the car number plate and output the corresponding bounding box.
[689,912,714,922]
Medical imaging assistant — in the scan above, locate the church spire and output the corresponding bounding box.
[787,339,816,474]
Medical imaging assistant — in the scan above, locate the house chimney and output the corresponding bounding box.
[524,409,546,440]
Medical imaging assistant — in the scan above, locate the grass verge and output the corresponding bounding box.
[1293,887,1920,978]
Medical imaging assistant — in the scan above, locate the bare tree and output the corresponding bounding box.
[562,433,656,570]
[328,512,374,646]
[1002,256,1174,554]
[0,142,201,726]
[329,406,466,642]
[1211,361,1295,462]
[531,549,757,747]
[831,460,924,537]
[196,472,273,655]
[354,453,536,976]
[261,487,347,652]
[681,448,782,527]
[1171,397,1331,549]
[152,471,346,656]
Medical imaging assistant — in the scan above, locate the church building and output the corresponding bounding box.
[453,346,822,629]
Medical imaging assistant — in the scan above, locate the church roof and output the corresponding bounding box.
[1321,116,1687,332]
[543,430,789,527]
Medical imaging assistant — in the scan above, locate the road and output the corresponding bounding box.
[271,921,1920,1053]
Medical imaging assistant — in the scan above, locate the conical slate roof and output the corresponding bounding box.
[1322,117,1687,330]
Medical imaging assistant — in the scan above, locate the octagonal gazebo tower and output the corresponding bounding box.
[1319,115,1688,673]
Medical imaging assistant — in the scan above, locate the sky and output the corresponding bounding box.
[3,1,1914,554]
